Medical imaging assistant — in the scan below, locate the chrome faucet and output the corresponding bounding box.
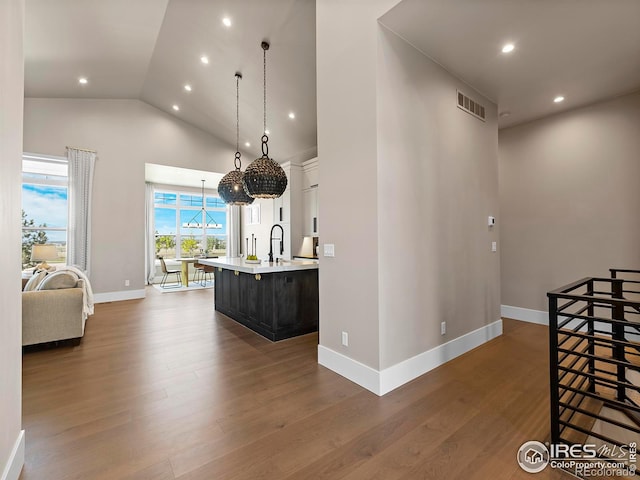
[268,224,284,263]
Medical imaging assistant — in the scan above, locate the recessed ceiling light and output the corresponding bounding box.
[222,17,231,27]
[499,111,511,118]
[184,84,192,92]
[264,129,270,135]
[172,104,180,111]
[288,112,295,119]
[78,77,88,85]
[200,55,209,65]
[245,142,251,147]
[554,96,565,103]
[501,43,515,54]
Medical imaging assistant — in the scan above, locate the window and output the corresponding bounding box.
[21,154,68,268]
[153,188,227,259]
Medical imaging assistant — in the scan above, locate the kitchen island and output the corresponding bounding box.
[198,257,319,341]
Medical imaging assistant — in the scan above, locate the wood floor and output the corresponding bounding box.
[21,287,572,480]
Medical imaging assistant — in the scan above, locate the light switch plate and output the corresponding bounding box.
[491,241,497,252]
[324,244,335,257]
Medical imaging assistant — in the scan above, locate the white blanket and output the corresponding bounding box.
[56,265,95,319]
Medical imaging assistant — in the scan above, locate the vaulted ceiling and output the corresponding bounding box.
[25,0,317,163]
[25,0,640,165]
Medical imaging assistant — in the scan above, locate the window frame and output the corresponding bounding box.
[153,186,227,259]
[21,153,69,268]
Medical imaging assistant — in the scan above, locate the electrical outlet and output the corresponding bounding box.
[441,321,446,335]
[125,279,130,287]
[341,331,348,347]
[491,241,497,252]
[324,244,335,257]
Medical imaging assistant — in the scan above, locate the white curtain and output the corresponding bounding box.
[67,147,96,274]
[227,205,241,257]
[145,182,156,284]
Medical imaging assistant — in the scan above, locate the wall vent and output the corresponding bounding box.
[457,90,485,121]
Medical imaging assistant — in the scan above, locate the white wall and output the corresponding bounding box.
[376,26,500,369]
[24,98,236,296]
[499,92,640,312]
[316,0,400,371]
[317,1,500,393]
[0,0,25,478]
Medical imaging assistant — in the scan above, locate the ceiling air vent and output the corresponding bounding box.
[457,90,485,121]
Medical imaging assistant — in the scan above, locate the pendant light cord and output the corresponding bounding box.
[234,73,242,170]
[263,45,267,135]
[261,42,269,158]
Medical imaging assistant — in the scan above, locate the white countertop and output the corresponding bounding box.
[198,257,319,274]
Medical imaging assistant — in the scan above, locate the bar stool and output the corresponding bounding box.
[200,264,215,286]
[193,259,205,284]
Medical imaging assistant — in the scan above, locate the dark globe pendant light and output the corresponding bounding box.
[218,73,254,205]
[242,41,287,199]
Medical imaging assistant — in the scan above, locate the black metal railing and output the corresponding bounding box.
[548,269,640,452]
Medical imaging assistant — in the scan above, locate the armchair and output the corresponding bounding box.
[22,282,85,346]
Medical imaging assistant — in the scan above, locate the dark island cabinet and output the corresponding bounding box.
[214,267,318,341]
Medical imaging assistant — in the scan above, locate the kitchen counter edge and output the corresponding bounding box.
[198,257,319,274]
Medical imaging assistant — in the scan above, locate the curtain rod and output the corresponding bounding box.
[66,146,97,153]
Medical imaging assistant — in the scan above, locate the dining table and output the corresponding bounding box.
[178,257,218,286]
[177,258,198,287]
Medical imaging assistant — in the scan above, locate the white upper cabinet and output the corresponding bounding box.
[301,158,319,237]
[270,162,303,259]
[268,158,317,258]
[302,185,318,236]
[302,158,318,190]
[273,186,290,224]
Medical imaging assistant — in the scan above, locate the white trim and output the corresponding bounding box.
[501,305,548,325]
[318,319,503,396]
[379,319,503,395]
[23,151,66,162]
[318,346,381,394]
[1,430,24,480]
[302,157,319,169]
[94,289,145,304]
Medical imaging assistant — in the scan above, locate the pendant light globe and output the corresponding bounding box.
[243,155,287,199]
[218,167,254,205]
[218,73,254,206]
[242,41,287,199]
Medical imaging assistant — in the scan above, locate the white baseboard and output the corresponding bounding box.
[1,430,24,480]
[501,305,548,325]
[379,319,503,395]
[317,346,381,395]
[318,319,503,396]
[94,289,146,304]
